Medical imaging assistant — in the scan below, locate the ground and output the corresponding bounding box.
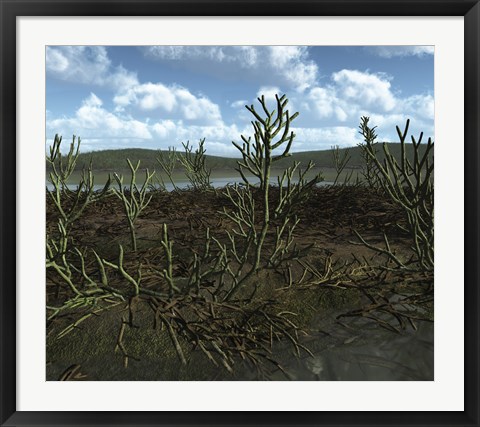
[46,185,433,381]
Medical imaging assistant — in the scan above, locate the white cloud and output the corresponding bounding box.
[401,94,434,120]
[46,90,433,156]
[293,126,361,151]
[307,87,334,118]
[268,46,318,91]
[144,46,263,66]
[231,100,248,108]
[175,88,221,121]
[355,111,434,143]
[46,47,434,155]
[47,93,152,142]
[363,113,410,131]
[366,46,434,58]
[149,119,361,156]
[143,46,318,92]
[46,48,69,72]
[256,86,282,102]
[332,69,396,112]
[46,46,138,89]
[237,46,259,67]
[301,70,398,125]
[285,68,433,143]
[120,83,177,111]
[145,46,228,62]
[114,82,222,124]
[152,120,176,139]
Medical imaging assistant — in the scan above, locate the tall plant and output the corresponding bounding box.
[157,147,179,191]
[331,145,354,186]
[113,159,155,252]
[46,134,111,270]
[358,116,434,271]
[221,94,321,299]
[357,119,380,188]
[179,138,212,191]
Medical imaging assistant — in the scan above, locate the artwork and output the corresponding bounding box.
[46,45,434,381]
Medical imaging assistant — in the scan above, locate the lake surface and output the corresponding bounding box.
[46,176,334,192]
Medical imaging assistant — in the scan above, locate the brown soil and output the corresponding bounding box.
[46,186,433,381]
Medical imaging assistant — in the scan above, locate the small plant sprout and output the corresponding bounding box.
[179,138,212,191]
[113,159,156,252]
[160,224,180,297]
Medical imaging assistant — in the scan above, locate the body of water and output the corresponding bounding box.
[46,176,334,192]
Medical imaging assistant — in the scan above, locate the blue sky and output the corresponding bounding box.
[46,46,434,157]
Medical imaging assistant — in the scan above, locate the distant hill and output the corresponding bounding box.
[46,143,431,172]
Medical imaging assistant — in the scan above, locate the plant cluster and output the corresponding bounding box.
[46,95,322,378]
[356,116,434,272]
[45,95,434,380]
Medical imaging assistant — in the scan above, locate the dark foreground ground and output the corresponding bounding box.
[46,186,433,381]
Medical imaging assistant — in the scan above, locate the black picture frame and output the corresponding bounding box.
[1,1,478,426]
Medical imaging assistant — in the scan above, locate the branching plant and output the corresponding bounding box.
[47,135,111,229]
[221,94,322,299]
[179,138,212,191]
[357,119,380,188]
[113,159,155,252]
[157,147,179,191]
[46,127,315,378]
[47,134,80,182]
[160,224,181,296]
[46,134,111,304]
[331,145,354,186]
[357,116,434,272]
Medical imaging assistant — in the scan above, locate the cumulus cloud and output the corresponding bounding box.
[292,126,361,151]
[401,94,434,120]
[47,94,248,156]
[364,112,434,142]
[114,82,222,124]
[231,100,248,108]
[149,119,254,156]
[301,69,398,126]
[332,69,396,112]
[150,120,362,156]
[46,46,138,89]
[307,87,347,121]
[267,46,318,91]
[47,93,152,142]
[46,47,434,154]
[152,119,176,139]
[366,46,434,58]
[256,86,282,102]
[289,68,434,143]
[145,46,257,65]
[143,46,318,92]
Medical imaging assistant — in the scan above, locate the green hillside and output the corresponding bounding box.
[46,143,431,173]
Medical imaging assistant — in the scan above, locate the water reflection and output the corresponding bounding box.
[46,177,334,192]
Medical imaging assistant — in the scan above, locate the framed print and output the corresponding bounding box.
[1,0,479,426]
